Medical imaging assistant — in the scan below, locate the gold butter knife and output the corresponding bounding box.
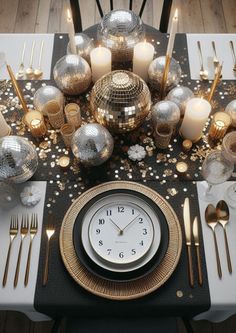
[183,198,194,288]
[193,216,203,286]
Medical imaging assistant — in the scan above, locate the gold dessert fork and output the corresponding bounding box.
[24,213,38,286]
[17,42,26,79]
[2,215,19,287]
[197,41,208,80]
[43,223,55,286]
[14,214,29,288]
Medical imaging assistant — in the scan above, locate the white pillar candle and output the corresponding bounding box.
[90,46,112,83]
[0,111,11,137]
[166,8,178,57]
[180,98,211,142]
[133,41,155,81]
[67,9,77,55]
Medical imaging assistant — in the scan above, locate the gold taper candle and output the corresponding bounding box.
[208,63,223,102]
[160,54,171,99]
[6,64,29,114]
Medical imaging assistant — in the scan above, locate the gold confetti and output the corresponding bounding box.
[167,188,178,196]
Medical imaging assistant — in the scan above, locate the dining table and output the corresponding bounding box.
[0,23,236,325]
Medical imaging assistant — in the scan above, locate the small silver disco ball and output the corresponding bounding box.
[90,70,151,133]
[166,86,194,116]
[53,55,91,95]
[0,136,38,183]
[225,100,236,127]
[97,9,145,62]
[33,85,64,115]
[151,101,180,127]
[148,56,182,92]
[71,123,114,166]
[67,33,95,64]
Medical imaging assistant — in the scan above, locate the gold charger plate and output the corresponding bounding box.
[59,181,182,300]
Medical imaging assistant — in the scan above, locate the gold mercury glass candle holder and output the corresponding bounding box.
[65,103,82,129]
[154,123,173,149]
[23,110,47,138]
[60,123,75,148]
[45,100,65,129]
[209,112,231,140]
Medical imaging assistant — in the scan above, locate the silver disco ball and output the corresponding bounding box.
[97,9,145,62]
[151,101,180,127]
[67,33,95,64]
[148,56,182,92]
[0,136,38,183]
[71,123,114,166]
[53,55,91,95]
[90,70,151,133]
[225,100,236,127]
[166,86,194,116]
[33,85,64,115]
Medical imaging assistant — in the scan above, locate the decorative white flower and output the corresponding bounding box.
[128,144,146,161]
[20,185,42,207]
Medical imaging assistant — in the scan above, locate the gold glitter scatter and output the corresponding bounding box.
[164,169,173,176]
[39,150,47,160]
[191,145,212,162]
[167,188,178,196]
[58,181,66,191]
[49,131,58,144]
[179,152,188,160]
[156,153,167,163]
[168,158,177,164]
[51,161,55,168]
[71,158,80,174]
[39,141,51,149]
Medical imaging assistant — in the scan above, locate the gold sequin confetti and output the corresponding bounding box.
[164,169,173,176]
[39,141,50,149]
[156,153,167,163]
[167,188,178,196]
[179,152,188,160]
[39,150,47,160]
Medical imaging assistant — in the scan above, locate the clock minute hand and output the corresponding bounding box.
[121,214,140,233]
[109,218,123,235]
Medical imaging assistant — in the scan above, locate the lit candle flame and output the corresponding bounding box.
[67,8,72,21]
[174,8,178,20]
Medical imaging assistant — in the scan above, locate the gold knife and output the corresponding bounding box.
[193,216,203,286]
[183,197,194,288]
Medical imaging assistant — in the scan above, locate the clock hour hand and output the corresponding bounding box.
[109,218,123,235]
[121,214,140,233]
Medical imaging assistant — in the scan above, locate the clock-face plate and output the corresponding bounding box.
[81,193,161,273]
[60,181,182,300]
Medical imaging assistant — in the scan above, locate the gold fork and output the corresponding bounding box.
[14,214,29,288]
[2,215,19,287]
[43,223,55,286]
[24,213,38,286]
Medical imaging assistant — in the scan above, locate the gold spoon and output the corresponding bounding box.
[34,40,44,79]
[205,204,222,279]
[197,41,208,81]
[216,200,232,274]
[16,42,26,79]
[25,41,35,79]
[212,41,219,67]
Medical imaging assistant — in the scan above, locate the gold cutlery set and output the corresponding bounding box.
[2,213,38,288]
[205,200,232,279]
[183,198,203,288]
[43,223,55,286]
[16,40,44,80]
[197,40,236,80]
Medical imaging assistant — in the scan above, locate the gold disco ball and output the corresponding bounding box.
[90,70,151,133]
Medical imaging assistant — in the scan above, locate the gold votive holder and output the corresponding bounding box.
[176,161,188,175]
[23,110,47,138]
[154,123,173,149]
[209,112,231,140]
[60,123,75,148]
[45,100,65,129]
[182,139,193,152]
[65,103,81,129]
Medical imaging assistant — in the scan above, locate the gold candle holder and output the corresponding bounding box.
[160,54,171,100]
[24,110,47,138]
[6,64,29,114]
[46,100,65,129]
[176,161,188,175]
[208,63,223,102]
[209,112,231,140]
[65,103,81,128]
[154,123,173,149]
[60,123,75,148]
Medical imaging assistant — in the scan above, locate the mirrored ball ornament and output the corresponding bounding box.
[166,86,194,116]
[90,70,151,133]
[71,124,114,167]
[0,136,38,183]
[151,101,181,127]
[33,85,64,115]
[148,56,182,92]
[225,100,236,127]
[97,9,145,62]
[67,33,95,64]
[53,55,91,95]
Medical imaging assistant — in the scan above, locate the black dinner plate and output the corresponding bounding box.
[72,188,169,282]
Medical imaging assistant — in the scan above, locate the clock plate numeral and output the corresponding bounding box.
[99,240,103,246]
[131,249,136,255]
[106,209,112,216]
[99,218,105,225]
[118,206,124,213]
[107,249,111,255]
[119,252,124,258]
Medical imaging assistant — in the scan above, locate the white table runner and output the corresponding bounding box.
[187,34,236,80]
[195,181,236,322]
[0,34,54,80]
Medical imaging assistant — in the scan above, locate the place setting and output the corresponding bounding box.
[0,2,236,326]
